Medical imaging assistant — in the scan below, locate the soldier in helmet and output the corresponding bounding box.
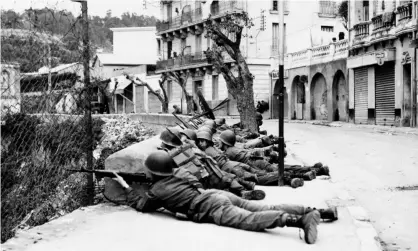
[113,150,337,244]
[159,128,266,200]
[195,129,305,188]
[218,130,328,182]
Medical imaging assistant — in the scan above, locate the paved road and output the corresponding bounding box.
[252,120,418,251]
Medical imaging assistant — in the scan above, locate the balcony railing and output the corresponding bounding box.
[354,22,370,37]
[157,1,244,33]
[372,12,395,32]
[311,44,331,58]
[397,2,413,21]
[156,52,210,71]
[318,1,337,17]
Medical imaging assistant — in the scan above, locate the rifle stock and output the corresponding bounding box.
[67,169,151,184]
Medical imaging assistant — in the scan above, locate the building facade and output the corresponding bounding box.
[155,0,348,117]
[347,0,417,127]
[1,63,21,113]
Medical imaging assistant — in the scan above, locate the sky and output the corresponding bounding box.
[1,0,161,18]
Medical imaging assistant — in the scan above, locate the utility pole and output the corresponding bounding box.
[411,1,418,127]
[72,0,94,204]
[277,0,285,186]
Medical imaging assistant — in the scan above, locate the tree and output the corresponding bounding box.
[125,74,170,113]
[167,71,194,114]
[337,0,348,31]
[204,11,258,131]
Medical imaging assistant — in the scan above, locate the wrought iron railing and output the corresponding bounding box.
[372,13,395,32]
[397,2,413,21]
[156,52,210,71]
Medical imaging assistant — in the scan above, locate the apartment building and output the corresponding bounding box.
[155,0,347,118]
[347,0,417,127]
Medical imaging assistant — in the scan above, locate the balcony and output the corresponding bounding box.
[157,1,244,33]
[397,2,413,22]
[156,52,210,72]
[353,22,370,38]
[371,13,395,33]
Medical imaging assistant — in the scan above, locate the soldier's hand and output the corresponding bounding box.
[112,172,130,189]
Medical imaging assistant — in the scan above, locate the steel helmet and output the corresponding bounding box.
[214,118,226,126]
[203,119,216,128]
[160,129,182,147]
[144,151,175,176]
[196,130,213,143]
[199,125,216,134]
[180,129,197,141]
[219,130,236,146]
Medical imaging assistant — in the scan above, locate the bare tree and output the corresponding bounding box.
[125,74,169,113]
[204,11,258,131]
[166,71,194,114]
[337,0,348,31]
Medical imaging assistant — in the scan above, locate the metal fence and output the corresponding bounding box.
[1,5,98,243]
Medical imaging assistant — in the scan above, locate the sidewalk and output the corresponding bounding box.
[1,154,381,251]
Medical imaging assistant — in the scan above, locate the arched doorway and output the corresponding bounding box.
[272,79,288,119]
[310,73,327,120]
[332,70,347,121]
[291,75,306,119]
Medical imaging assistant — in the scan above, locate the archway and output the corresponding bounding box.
[310,73,327,120]
[181,5,192,24]
[332,70,347,121]
[272,79,288,119]
[291,75,306,119]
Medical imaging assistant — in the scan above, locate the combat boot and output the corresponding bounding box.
[291,171,316,181]
[285,211,320,244]
[305,206,338,221]
[289,178,304,188]
[312,163,330,176]
[243,173,259,183]
[241,190,266,200]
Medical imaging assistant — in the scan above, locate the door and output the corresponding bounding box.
[167,3,172,21]
[167,41,172,59]
[194,80,203,113]
[375,62,395,126]
[354,67,368,124]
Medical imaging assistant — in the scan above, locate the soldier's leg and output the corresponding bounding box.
[250,159,278,172]
[199,191,287,231]
[242,138,264,149]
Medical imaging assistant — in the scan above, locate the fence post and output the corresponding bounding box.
[74,0,94,204]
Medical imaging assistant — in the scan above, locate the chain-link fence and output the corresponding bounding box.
[1,5,102,243]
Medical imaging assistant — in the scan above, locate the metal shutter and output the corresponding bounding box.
[354,67,368,124]
[375,62,395,126]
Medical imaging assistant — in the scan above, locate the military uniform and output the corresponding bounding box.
[124,171,311,231]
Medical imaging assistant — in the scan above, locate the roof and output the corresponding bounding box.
[96,54,144,66]
[110,27,156,32]
[24,63,82,76]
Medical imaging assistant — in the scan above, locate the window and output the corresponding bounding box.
[272,23,287,54]
[363,0,369,21]
[272,0,278,11]
[321,26,334,32]
[196,35,202,53]
[212,75,219,100]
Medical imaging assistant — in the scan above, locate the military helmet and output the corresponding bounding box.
[144,151,175,176]
[214,118,226,126]
[196,130,213,143]
[203,119,216,128]
[219,130,236,147]
[160,128,182,147]
[180,129,197,141]
[199,125,216,134]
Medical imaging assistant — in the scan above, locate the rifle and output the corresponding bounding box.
[67,169,152,184]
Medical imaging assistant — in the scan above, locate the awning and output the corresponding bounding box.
[108,76,132,94]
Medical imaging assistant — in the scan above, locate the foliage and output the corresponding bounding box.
[337,1,348,31]
[0,113,104,243]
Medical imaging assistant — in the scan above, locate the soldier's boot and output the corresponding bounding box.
[305,206,338,222]
[237,178,256,190]
[241,190,266,200]
[285,211,320,244]
[292,171,317,181]
[259,130,267,135]
[312,163,330,176]
[285,178,304,188]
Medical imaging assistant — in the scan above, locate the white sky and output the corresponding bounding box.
[1,0,161,18]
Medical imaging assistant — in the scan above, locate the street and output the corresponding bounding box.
[252,119,418,251]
